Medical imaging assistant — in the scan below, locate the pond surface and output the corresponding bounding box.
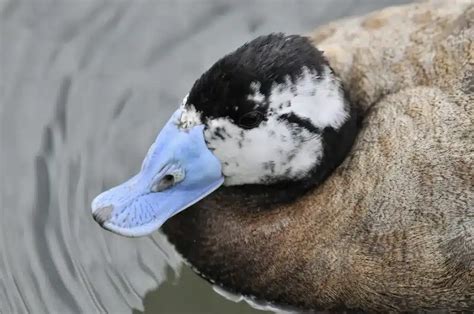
[0,0,410,313]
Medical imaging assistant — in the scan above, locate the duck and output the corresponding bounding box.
[91,0,473,312]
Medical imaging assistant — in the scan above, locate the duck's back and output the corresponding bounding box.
[311,0,472,113]
[307,0,474,309]
[164,1,473,311]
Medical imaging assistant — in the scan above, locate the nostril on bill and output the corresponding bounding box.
[92,205,114,226]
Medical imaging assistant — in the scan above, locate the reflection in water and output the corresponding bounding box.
[0,0,410,313]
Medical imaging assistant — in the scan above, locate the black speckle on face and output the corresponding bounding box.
[287,152,297,163]
[290,85,297,95]
[263,161,276,174]
[186,33,329,129]
[214,127,226,140]
[237,130,245,148]
[213,126,231,140]
[277,101,292,110]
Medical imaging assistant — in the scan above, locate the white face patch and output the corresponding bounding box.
[267,66,348,129]
[205,116,323,186]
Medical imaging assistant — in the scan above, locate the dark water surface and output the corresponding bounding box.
[1,0,410,313]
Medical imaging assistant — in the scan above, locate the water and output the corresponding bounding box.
[0,0,410,313]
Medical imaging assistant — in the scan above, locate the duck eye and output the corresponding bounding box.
[238,111,263,129]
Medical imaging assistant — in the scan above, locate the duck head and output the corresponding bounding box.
[91,33,357,237]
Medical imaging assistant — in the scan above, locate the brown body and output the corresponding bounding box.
[163,1,474,311]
